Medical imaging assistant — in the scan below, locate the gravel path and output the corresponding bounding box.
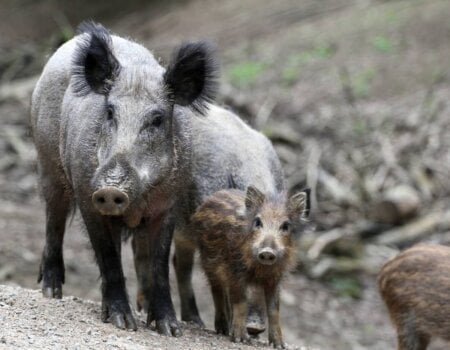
[0,285,314,350]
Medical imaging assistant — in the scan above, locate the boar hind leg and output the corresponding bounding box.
[37,169,71,299]
[132,230,152,313]
[173,232,204,327]
[246,286,267,336]
[81,211,137,331]
[265,286,285,349]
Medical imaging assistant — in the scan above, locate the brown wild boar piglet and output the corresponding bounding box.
[378,243,450,350]
[192,186,309,348]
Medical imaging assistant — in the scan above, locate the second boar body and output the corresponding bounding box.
[169,104,285,330]
[378,243,450,350]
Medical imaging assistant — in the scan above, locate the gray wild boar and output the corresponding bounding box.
[30,21,218,336]
[132,102,287,334]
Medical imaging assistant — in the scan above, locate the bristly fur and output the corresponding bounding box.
[72,21,121,96]
[164,41,219,115]
[378,244,450,349]
[76,20,112,36]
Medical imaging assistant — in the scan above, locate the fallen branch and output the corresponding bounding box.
[375,209,450,247]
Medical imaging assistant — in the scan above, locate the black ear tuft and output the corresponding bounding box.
[72,21,120,95]
[164,41,219,115]
[76,20,110,36]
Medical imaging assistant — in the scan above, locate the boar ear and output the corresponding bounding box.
[288,188,310,221]
[72,21,121,95]
[164,41,219,115]
[245,186,265,212]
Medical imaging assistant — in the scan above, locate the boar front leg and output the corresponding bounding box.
[229,284,250,343]
[146,214,182,337]
[37,171,71,299]
[208,278,230,335]
[81,210,137,331]
[265,285,285,349]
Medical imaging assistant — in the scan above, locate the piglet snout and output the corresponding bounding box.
[257,248,277,265]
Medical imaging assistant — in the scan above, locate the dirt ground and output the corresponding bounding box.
[0,284,317,350]
[1,0,449,349]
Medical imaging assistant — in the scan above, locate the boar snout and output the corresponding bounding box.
[92,186,129,215]
[257,247,277,265]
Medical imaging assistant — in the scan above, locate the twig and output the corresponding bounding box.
[318,168,359,206]
[306,143,321,215]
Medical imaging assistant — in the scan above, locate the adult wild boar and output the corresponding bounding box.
[31,21,218,336]
[133,104,286,333]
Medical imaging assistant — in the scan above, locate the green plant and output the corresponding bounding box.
[372,35,394,53]
[281,43,335,86]
[353,68,376,98]
[281,65,300,86]
[226,61,266,88]
[329,275,362,299]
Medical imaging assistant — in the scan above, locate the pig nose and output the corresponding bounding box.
[257,248,277,265]
[92,187,129,216]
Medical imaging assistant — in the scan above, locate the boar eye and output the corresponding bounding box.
[253,217,263,229]
[280,221,290,232]
[151,115,163,128]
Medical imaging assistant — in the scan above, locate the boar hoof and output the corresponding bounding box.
[184,315,205,329]
[215,316,229,335]
[38,263,64,299]
[101,299,137,331]
[269,338,286,349]
[147,311,182,337]
[157,319,182,337]
[42,286,62,299]
[231,329,251,344]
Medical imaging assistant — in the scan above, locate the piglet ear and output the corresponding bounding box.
[288,188,310,221]
[164,41,219,115]
[245,186,265,212]
[72,21,121,95]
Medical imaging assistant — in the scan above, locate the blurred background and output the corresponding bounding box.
[0,0,449,349]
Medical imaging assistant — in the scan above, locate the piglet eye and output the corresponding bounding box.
[280,221,290,232]
[253,217,263,229]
